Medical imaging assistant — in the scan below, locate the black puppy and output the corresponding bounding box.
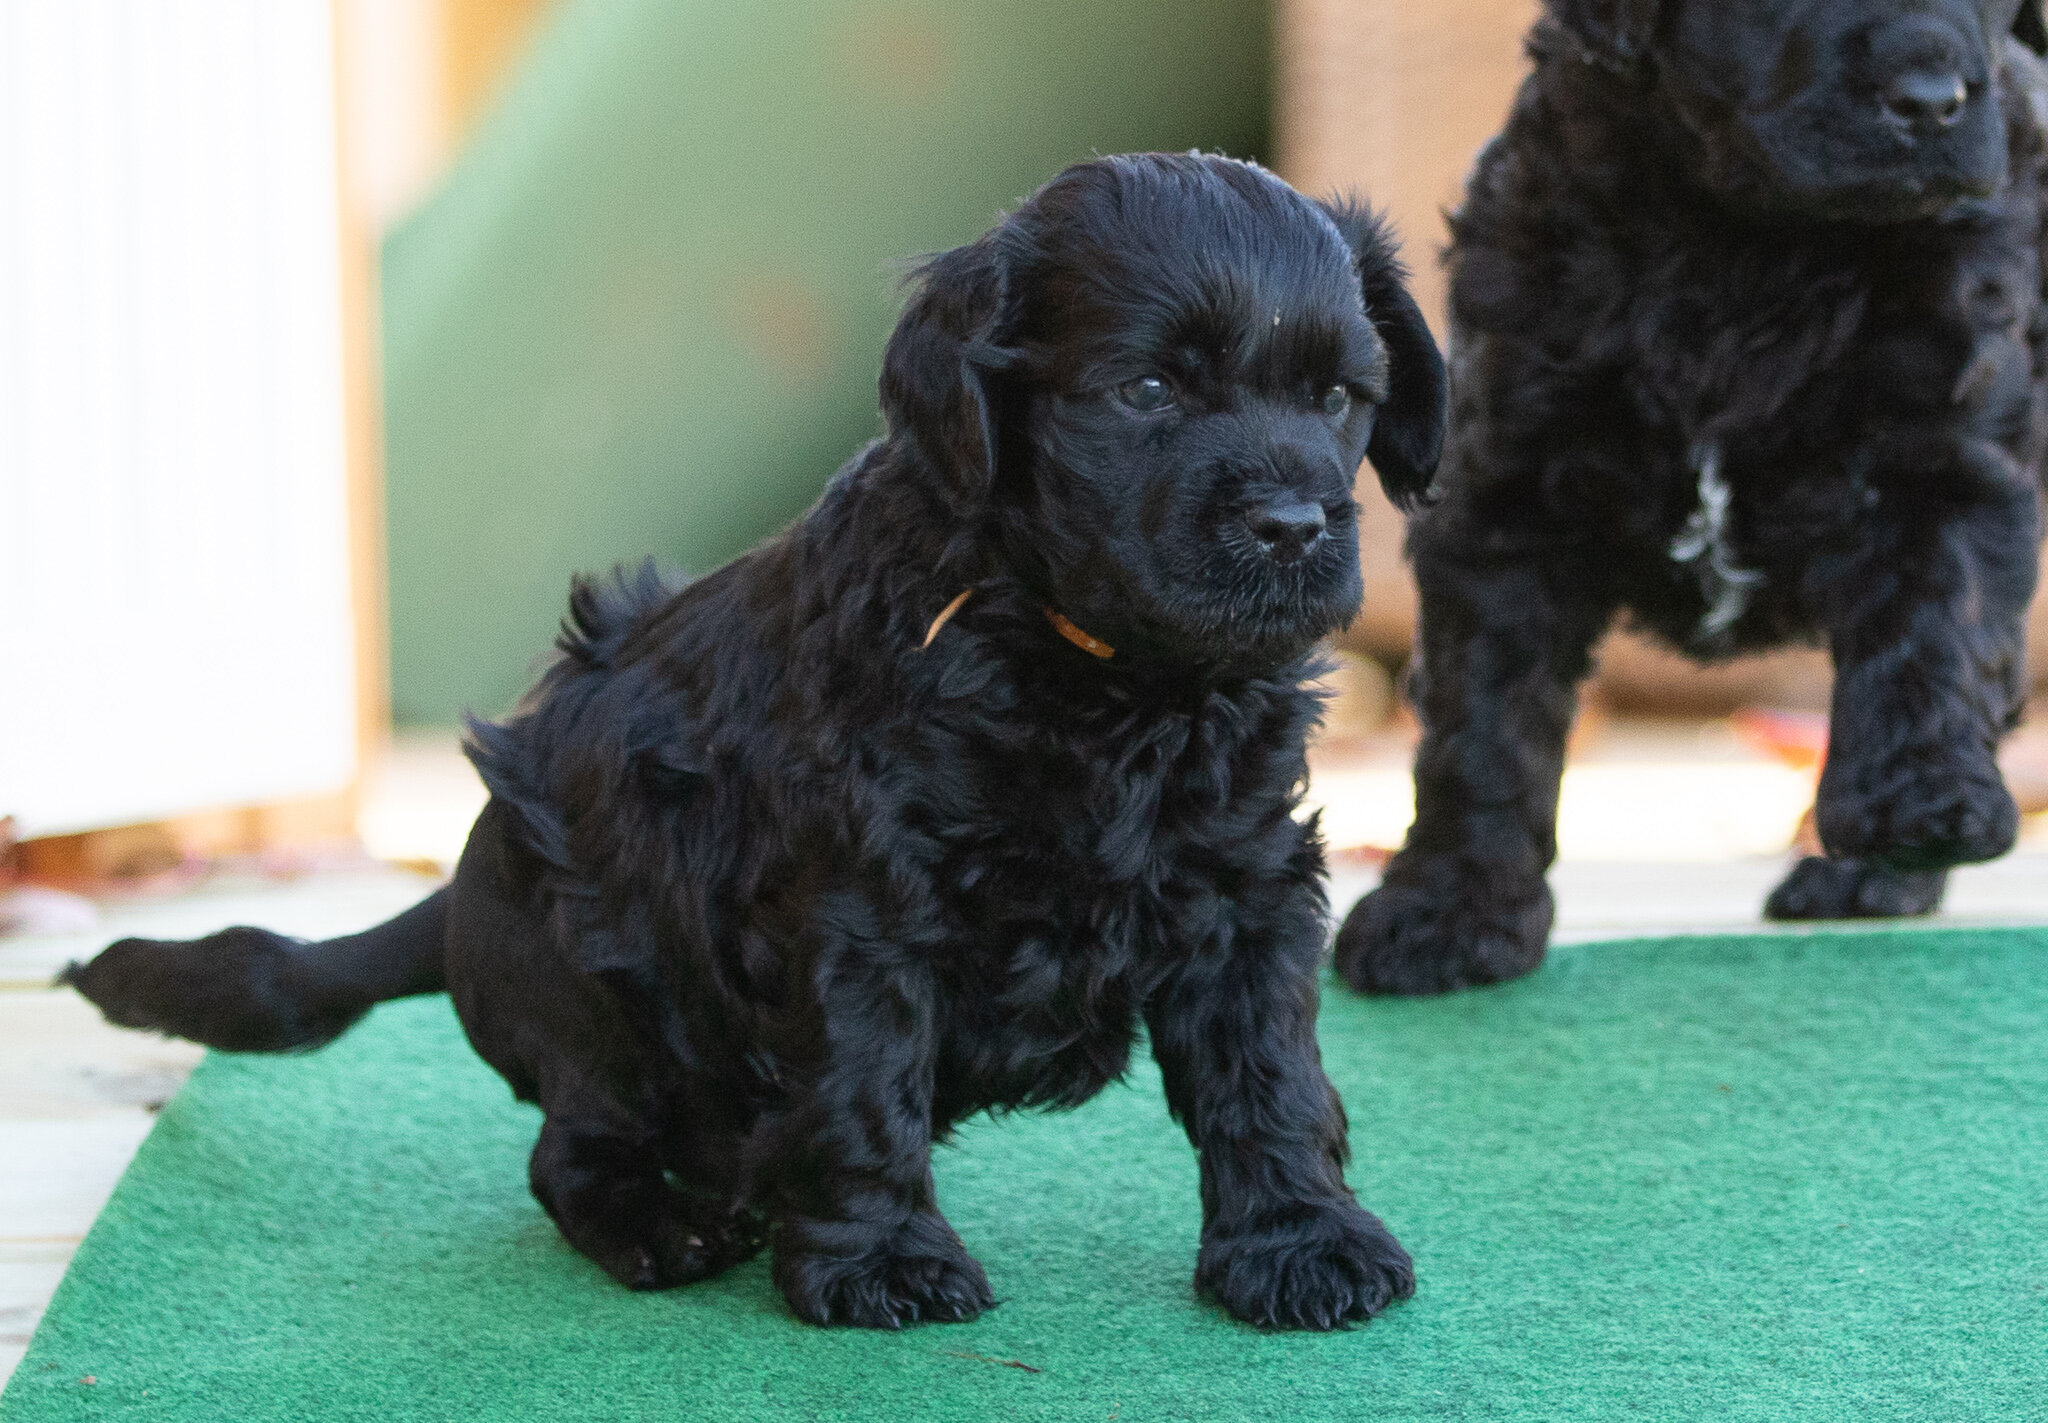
[67,154,1448,1330]
[1336,0,2048,998]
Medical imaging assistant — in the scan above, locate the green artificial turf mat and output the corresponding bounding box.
[7,926,2048,1421]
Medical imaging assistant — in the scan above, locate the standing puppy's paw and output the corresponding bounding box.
[1197,1201,1414,1330]
[774,1211,995,1328]
[1817,757,2018,871]
[1334,859,1551,996]
[1763,855,1948,920]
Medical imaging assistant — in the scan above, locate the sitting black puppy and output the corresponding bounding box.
[67,154,1448,1330]
[1337,0,2048,997]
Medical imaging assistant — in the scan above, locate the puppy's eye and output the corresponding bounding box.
[1320,386,1350,418]
[1117,377,1173,412]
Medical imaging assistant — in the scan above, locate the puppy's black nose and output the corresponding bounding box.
[1245,500,1327,562]
[1883,69,1968,133]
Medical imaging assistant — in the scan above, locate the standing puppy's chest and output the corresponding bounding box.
[1564,216,2042,646]
[1615,252,1867,642]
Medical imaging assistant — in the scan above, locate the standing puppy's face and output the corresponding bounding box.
[881,155,1446,673]
[1563,0,2048,220]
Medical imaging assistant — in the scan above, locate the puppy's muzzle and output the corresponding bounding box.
[1873,18,1972,137]
[1884,70,1968,133]
[1244,499,1328,564]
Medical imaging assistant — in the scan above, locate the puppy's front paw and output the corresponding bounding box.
[774,1211,994,1329]
[1818,755,2017,871]
[1197,1201,1414,1331]
[1334,858,1551,996]
[1764,855,1947,921]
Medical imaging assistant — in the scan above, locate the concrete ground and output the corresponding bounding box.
[3,725,2045,1383]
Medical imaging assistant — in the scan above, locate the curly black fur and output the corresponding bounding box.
[1337,0,2048,998]
[65,154,1448,1330]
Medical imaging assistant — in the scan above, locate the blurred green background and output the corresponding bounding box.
[382,0,1270,725]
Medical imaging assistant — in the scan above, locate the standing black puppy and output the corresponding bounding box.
[67,154,1448,1330]
[1338,0,2048,997]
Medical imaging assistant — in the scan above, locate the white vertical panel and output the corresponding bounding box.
[0,0,356,837]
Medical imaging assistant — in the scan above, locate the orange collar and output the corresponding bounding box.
[920,590,1115,659]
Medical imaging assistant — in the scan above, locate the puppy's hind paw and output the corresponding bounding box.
[1334,863,1551,996]
[1764,856,1947,921]
[1197,1201,1414,1331]
[562,1199,763,1293]
[774,1212,995,1329]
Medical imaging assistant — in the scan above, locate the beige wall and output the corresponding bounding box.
[1278,0,1538,334]
[1277,0,1540,660]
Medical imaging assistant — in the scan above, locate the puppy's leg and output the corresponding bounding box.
[761,950,992,1329]
[1149,884,1412,1330]
[1336,552,1612,996]
[442,807,761,1290]
[529,1108,759,1291]
[1763,856,1948,920]
[1811,457,2037,877]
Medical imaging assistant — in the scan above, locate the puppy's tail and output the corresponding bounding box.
[60,887,450,1053]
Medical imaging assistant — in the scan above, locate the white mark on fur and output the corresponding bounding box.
[1668,441,1764,641]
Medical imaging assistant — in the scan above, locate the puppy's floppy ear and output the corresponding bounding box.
[2016,0,2048,56]
[880,238,1011,500]
[1550,0,1663,70]
[1319,201,1448,512]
